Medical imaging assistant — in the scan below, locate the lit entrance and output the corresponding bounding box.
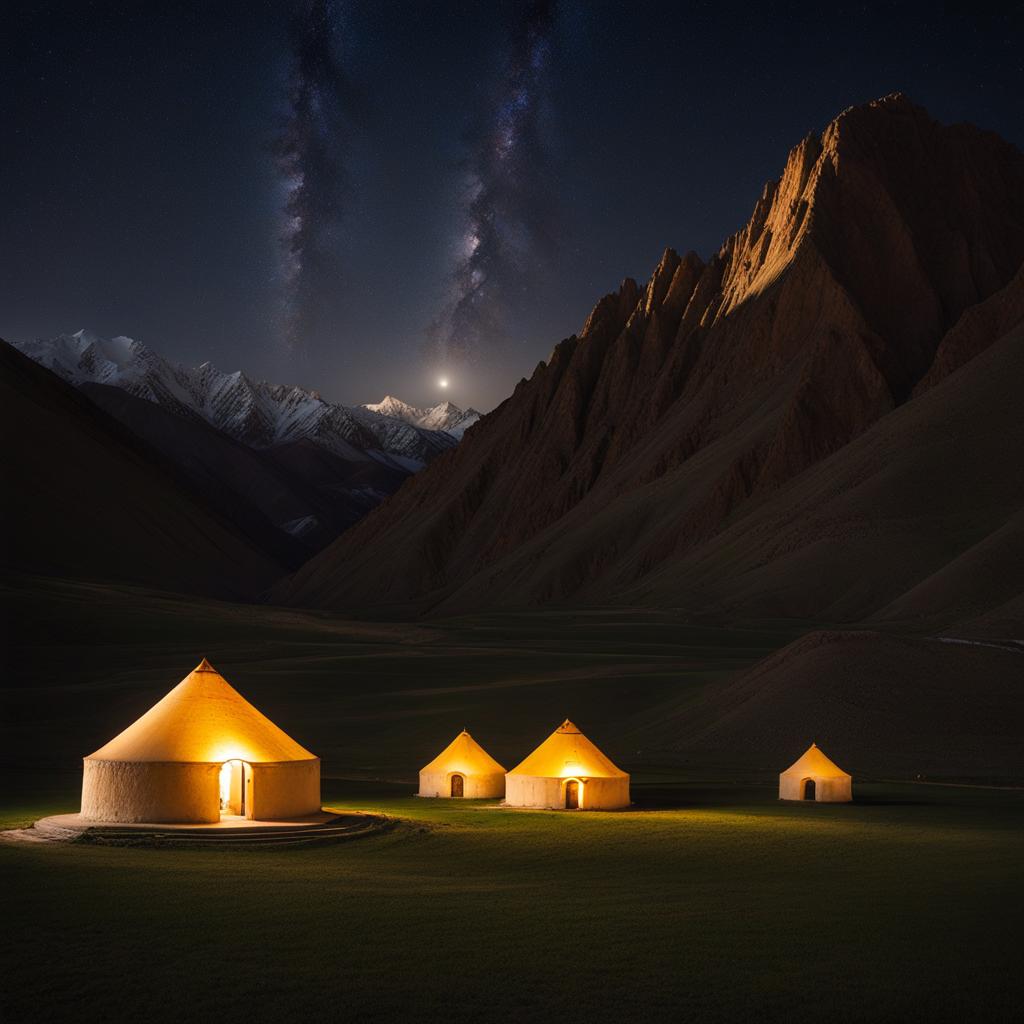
[802,778,816,801]
[450,774,464,798]
[565,779,580,809]
[220,759,253,818]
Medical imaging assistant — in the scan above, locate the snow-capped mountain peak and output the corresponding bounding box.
[361,395,481,438]
[363,395,420,421]
[15,331,459,468]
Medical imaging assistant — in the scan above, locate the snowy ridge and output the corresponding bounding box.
[16,330,459,468]
[362,395,481,438]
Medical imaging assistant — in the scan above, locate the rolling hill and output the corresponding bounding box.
[627,629,1024,782]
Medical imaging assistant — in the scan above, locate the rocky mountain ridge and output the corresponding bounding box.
[278,94,1024,623]
[15,330,458,470]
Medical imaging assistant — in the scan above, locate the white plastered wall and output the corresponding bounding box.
[504,774,630,810]
[249,759,321,819]
[778,774,853,802]
[81,760,220,823]
[418,770,505,798]
[81,757,321,823]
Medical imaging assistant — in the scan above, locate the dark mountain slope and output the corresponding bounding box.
[278,96,1024,620]
[82,383,406,561]
[625,630,1024,782]
[0,341,283,598]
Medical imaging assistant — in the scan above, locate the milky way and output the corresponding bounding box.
[275,0,356,353]
[429,0,560,368]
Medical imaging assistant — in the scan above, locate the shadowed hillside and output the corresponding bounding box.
[277,96,1024,626]
[0,341,284,599]
[627,630,1024,783]
[83,382,407,562]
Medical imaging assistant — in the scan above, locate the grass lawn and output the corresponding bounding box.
[3,578,1021,1020]
[2,776,1022,1023]
[0,576,797,777]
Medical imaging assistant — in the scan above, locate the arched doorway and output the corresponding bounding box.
[450,774,464,798]
[220,760,253,818]
[802,778,816,801]
[565,779,580,809]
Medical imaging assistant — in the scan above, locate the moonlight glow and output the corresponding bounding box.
[438,377,449,389]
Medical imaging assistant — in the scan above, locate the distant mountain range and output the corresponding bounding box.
[10,330,479,563]
[1,340,284,596]
[279,94,1024,634]
[362,395,480,438]
[16,330,467,469]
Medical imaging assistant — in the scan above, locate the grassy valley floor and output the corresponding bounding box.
[1,777,1023,1023]
[0,575,799,778]
[2,576,1022,1020]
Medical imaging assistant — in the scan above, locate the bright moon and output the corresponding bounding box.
[438,377,449,389]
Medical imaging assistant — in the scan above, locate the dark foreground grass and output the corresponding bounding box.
[2,777,1023,1023]
[3,579,1021,1019]
[0,575,797,777]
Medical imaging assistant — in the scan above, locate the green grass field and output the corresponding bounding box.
[2,775,1023,1023]
[3,577,1022,1021]
[0,575,798,777]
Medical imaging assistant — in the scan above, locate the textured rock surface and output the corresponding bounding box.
[279,96,1024,621]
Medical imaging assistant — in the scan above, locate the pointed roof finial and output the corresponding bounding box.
[195,657,215,672]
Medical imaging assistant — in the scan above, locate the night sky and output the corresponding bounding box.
[3,2,1022,411]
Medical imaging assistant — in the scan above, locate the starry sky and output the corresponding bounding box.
[3,2,1022,411]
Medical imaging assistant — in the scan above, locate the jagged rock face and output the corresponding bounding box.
[280,95,1024,615]
[15,331,457,469]
[913,261,1024,394]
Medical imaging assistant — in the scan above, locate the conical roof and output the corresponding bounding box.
[509,720,627,779]
[780,743,850,779]
[420,730,505,775]
[86,659,316,764]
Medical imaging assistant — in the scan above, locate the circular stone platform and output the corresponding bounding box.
[2,810,390,847]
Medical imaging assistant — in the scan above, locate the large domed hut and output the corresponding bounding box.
[505,720,630,810]
[778,743,852,803]
[417,729,506,798]
[80,658,321,824]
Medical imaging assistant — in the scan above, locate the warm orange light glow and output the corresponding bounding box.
[563,777,586,809]
[209,743,259,764]
[417,729,506,800]
[419,731,506,777]
[85,659,316,765]
[80,659,322,825]
[778,743,853,803]
[505,720,630,810]
[219,761,234,806]
[510,722,627,780]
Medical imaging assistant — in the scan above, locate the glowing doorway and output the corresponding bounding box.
[565,779,580,809]
[219,759,253,818]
